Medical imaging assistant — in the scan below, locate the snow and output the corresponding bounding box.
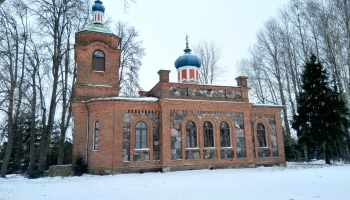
[1,161,350,200]
[83,83,114,87]
[253,103,284,108]
[86,96,159,102]
[163,98,248,104]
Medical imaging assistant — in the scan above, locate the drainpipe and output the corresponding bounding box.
[83,101,89,164]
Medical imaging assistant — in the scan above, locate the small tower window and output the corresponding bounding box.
[92,50,105,71]
[257,123,267,147]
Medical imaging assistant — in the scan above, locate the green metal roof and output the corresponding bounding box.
[80,23,113,34]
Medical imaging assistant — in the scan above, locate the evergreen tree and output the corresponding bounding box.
[292,54,350,164]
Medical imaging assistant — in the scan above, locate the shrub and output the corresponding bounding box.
[27,169,44,179]
[73,154,87,176]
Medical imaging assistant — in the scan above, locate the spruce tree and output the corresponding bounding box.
[292,54,350,164]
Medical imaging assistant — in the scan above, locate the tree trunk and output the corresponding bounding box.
[303,146,308,162]
[0,110,14,177]
[325,141,331,164]
[27,56,37,174]
[38,55,60,170]
[58,37,71,165]
[0,13,19,177]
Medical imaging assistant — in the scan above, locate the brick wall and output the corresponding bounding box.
[148,82,249,102]
[74,30,121,101]
[72,97,286,174]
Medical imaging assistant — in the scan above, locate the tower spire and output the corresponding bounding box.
[184,34,191,54]
[174,35,201,84]
[92,0,105,24]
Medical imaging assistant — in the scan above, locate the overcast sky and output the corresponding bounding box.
[100,0,290,91]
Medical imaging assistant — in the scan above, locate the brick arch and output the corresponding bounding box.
[181,115,201,159]
[216,117,236,159]
[217,117,236,147]
[129,115,154,162]
[252,118,272,158]
[87,41,113,55]
[87,42,116,70]
[80,32,120,50]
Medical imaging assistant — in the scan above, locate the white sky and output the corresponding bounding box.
[101,0,290,91]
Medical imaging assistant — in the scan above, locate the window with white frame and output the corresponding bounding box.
[220,121,231,147]
[92,50,105,71]
[203,121,214,147]
[135,121,148,149]
[257,123,267,147]
[186,121,197,148]
[94,121,99,150]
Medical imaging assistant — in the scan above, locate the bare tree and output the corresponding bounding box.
[123,0,136,13]
[0,1,29,177]
[114,21,145,97]
[28,0,88,170]
[24,30,44,174]
[247,18,292,138]
[57,0,91,165]
[57,24,75,165]
[237,0,350,161]
[192,40,228,85]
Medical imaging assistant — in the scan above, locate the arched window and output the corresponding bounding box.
[257,123,267,147]
[135,121,147,149]
[203,121,214,147]
[92,50,105,71]
[186,121,197,148]
[93,121,99,151]
[220,121,230,147]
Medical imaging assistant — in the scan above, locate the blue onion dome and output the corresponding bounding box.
[92,0,105,13]
[174,43,201,69]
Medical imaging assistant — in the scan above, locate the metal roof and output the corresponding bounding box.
[174,44,201,69]
[92,0,105,13]
[80,23,113,34]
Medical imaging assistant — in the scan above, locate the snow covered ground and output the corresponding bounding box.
[1,161,350,200]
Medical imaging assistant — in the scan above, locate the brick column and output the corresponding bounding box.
[235,76,248,87]
[275,111,286,164]
[158,70,171,82]
[138,91,148,97]
[159,100,172,172]
[72,102,88,164]
[243,107,254,163]
[113,106,124,173]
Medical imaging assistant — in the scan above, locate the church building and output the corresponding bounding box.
[72,0,286,175]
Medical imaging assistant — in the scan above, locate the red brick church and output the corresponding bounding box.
[72,0,286,175]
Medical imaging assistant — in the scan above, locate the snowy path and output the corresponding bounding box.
[1,162,350,200]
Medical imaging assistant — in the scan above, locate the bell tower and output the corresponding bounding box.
[74,0,121,101]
